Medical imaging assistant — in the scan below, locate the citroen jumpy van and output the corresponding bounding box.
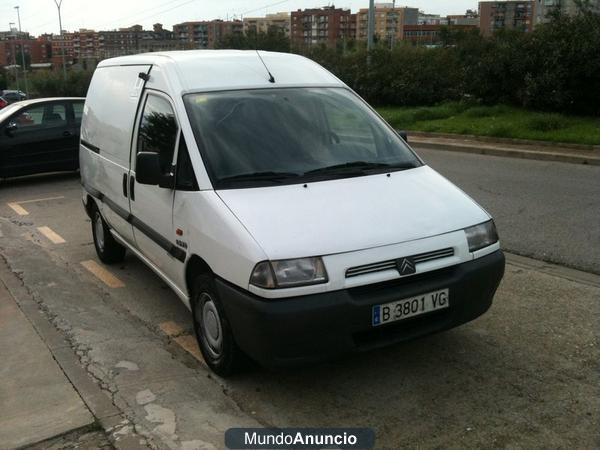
[80,50,505,376]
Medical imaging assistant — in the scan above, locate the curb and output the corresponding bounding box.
[505,253,600,288]
[407,131,600,151]
[409,139,600,166]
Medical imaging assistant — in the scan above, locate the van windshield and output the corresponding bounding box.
[184,88,421,189]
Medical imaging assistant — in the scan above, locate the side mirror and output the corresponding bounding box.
[5,122,18,136]
[396,130,408,143]
[136,152,175,188]
[136,152,162,185]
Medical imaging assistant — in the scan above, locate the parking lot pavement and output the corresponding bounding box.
[0,173,599,449]
[0,271,94,449]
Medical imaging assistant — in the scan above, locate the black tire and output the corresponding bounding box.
[191,273,245,377]
[91,203,126,264]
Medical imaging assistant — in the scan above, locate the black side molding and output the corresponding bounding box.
[82,183,185,263]
[81,140,100,154]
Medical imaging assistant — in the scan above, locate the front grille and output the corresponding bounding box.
[345,247,455,278]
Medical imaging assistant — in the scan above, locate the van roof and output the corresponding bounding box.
[97,50,344,92]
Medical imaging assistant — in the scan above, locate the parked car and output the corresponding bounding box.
[80,51,505,376]
[1,90,27,104]
[0,97,7,110]
[0,97,84,178]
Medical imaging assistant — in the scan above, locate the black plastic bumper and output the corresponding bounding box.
[217,250,505,367]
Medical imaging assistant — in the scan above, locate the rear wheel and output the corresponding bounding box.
[191,273,245,377]
[91,203,126,264]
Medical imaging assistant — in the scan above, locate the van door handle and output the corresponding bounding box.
[129,175,135,201]
[63,131,72,137]
[122,173,128,197]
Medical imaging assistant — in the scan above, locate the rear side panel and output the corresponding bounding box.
[80,64,151,244]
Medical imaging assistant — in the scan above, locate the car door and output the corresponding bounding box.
[0,101,73,177]
[129,91,182,281]
[68,100,85,169]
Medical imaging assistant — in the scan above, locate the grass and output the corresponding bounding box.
[377,102,600,146]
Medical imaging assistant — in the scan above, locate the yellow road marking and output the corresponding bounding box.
[18,196,65,204]
[174,335,205,364]
[7,196,65,216]
[159,321,185,337]
[80,260,125,288]
[37,226,66,244]
[7,203,29,215]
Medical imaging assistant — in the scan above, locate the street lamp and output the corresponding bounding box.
[14,6,29,95]
[9,22,20,91]
[53,0,67,81]
[367,0,375,52]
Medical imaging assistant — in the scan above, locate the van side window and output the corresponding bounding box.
[175,135,199,191]
[138,94,178,175]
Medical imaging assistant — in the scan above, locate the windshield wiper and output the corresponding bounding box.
[304,161,415,176]
[218,171,300,184]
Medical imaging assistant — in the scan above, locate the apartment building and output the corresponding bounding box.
[447,10,480,26]
[403,24,479,45]
[479,1,535,36]
[243,12,291,36]
[291,6,356,48]
[173,20,243,48]
[356,4,419,45]
[71,29,103,60]
[535,0,600,23]
[418,13,448,25]
[50,33,75,66]
[0,38,50,67]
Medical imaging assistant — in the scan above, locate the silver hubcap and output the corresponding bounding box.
[197,293,223,359]
[94,213,105,252]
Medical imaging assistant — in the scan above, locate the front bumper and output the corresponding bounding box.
[217,250,505,367]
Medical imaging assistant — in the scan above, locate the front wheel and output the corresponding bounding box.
[191,274,245,376]
[91,204,126,264]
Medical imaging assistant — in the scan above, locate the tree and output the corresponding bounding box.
[217,26,290,52]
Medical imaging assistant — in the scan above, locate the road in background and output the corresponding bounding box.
[416,148,600,274]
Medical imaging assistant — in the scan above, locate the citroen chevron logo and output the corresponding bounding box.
[397,257,416,276]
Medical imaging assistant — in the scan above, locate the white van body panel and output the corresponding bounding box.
[172,190,269,289]
[217,166,491,260]
[80,64,150,244]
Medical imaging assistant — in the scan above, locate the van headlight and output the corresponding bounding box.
[250,257,328,289]
[465,220,499,252]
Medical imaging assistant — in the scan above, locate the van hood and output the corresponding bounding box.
[217,166,490,260]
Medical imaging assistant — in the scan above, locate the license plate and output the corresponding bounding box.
[372,288,449,327]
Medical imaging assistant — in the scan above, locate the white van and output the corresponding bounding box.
[80,50,504,376]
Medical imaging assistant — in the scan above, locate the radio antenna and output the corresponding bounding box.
[256,50,275,83]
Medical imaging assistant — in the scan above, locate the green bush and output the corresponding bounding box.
[28,70,93,98]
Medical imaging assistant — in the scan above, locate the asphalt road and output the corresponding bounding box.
[0,163,599,449]
[416,148,600,274]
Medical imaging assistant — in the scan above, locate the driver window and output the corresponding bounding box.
[137,94,178,175]
[12,104,67,129]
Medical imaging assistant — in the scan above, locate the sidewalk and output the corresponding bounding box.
[408,132,600,166]
[0,278,95,449]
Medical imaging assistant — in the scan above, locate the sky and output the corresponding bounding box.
[0,0,478,36]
